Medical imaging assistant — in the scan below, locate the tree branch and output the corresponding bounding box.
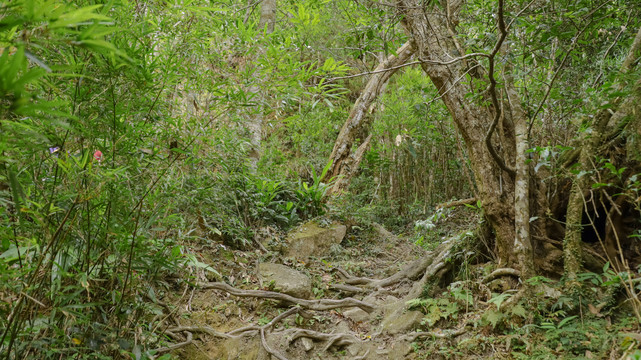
[528,19,594,136]
[328,52,489,82]
[485,0,516,178]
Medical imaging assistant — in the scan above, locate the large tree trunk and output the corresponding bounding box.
[395,0,520,268]
[327,41,415,194]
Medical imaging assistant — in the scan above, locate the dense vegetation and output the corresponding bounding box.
[1,0,640,359]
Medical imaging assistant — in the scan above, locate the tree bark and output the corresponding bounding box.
[247,0,277,171]
[258,0,276,34]
[331,134,373,194]
[506,72,535,279]
[395,0,518,267]
[326,41,415,192]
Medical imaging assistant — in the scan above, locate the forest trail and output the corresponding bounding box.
[163,219,462,360]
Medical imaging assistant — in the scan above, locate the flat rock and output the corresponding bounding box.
[344,308,370,323]
[389,341,413,358]
[347,343,363,356]
[258,263,312,299]
[381,302,423,334]
[286,221,347,259]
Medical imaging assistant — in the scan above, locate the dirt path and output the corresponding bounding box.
[161,222,451,360]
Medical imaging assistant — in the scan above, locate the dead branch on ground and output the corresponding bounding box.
[436,197,477,210]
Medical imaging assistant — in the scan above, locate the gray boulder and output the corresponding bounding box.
[286,221,347,259]
[258,263,312,299]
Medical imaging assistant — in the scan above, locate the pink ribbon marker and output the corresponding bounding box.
[93,150,103,163]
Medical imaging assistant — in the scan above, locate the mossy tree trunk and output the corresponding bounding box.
[562,26,641,279]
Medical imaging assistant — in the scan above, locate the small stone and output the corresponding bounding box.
[300,337,314,352]
[390,341,413,357]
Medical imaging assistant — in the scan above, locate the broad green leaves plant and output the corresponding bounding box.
[296,160,335,218]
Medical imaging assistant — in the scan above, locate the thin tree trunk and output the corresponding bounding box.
[247,0,277,171]
[326,41,415,193]
[257,0,276,33]
[506,72,535,277]
[330,134,373,193]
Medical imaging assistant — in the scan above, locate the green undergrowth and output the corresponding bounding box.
[408,260,641,359]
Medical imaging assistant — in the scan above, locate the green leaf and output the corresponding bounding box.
[488,292,513,311]
[510,304,527,318]
[483,309,503,328]
[558,315,578,328]
[0,245,32,263]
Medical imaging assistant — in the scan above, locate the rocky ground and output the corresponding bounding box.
[162,218,458,360]
[154,212,638,360]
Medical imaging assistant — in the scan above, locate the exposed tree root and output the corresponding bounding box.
[164,308,302,359]
[337,255,432,290]
[501,287,528,309]
[406,241,457,299]
[200,282,375,312]
[167,325,232,339]
[353,349,370,360]
[284,328,360,352]
[163,306,367,360]
[261,327,287,360]
[152,331,193,354]
[329,283,365,294]
[400,325,468,342]
[482,268,521,283]
[158,231,479,359]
